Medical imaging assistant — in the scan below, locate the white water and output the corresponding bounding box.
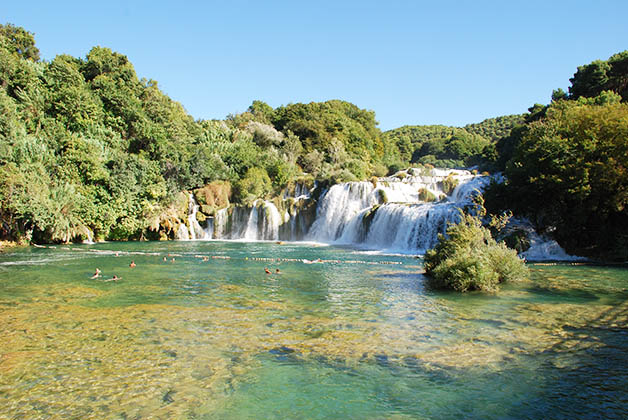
[176,224,190,241]
[204,201,284,241]
[507,219,587,262]
[188,193,208,240]
[306,170,488,253]
[182,168,582,260]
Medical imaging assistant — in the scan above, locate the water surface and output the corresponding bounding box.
[1,241,627,419]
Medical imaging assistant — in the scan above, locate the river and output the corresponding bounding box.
[0,241,627,418]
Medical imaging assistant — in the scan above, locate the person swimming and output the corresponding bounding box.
[275,268,281,274]
[265,268,271,274]
[91,268,101,279]
[130,261,136,268]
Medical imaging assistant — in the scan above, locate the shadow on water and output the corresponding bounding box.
[524,284,602,303]
[505,303,628,419]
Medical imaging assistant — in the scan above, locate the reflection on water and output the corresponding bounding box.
[0,242,627,418]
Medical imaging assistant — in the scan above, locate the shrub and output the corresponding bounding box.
[424,210,528,292]
[441,175,459,195]
[501,229,531,253]
[418,188,437,202]
[371,162,388,177]
[386,162,403,176]
[344,159,369,180]
[233,167,272,204]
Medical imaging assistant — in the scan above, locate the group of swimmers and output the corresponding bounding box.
[90,268,121,281]
[90,260,136,281]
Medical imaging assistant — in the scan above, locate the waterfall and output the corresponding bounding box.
[307,182,380,242]
[305,169,488,252]
[183,169,490,251]
[206,201,284,241]
[176,224,190,241]
[187,193,208,240]
[173,168,581,259]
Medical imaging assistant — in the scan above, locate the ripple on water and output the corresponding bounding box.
[0,243,627,418]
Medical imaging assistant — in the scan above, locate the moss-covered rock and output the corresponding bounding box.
[376,189,388,204]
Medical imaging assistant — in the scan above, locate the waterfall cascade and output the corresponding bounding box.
[307,169,488,252]
[180,168,578,260]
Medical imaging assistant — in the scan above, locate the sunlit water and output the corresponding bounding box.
[1,241,627,419]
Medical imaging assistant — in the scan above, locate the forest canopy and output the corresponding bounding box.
[2,22,626,262]
[486,50,628,261]
[1,23,449,243]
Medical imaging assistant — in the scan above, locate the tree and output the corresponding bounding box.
[502,98,628,260]
[0,23,40,61]
[568,51,628,102]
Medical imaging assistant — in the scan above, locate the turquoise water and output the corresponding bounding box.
[0,241,627,419]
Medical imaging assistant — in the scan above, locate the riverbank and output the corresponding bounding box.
[0,240,23,253]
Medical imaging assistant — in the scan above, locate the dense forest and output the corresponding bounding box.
[381,114,524,170]
[0,23,508,244]
[486,51,628,260]
[1,23,627,260]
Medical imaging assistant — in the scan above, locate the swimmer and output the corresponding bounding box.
[275,268,281,274]
[130,261,136,268]
[112,275,121,281]
[171,258,175,263]
[163,257,167,262]
[91,268,101,279]
[265,268,271,274]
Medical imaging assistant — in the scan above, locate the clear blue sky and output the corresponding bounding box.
[4,1,628,130]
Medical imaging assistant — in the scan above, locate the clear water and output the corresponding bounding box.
[0,241,627,419]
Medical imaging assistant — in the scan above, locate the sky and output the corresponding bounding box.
[4,1,628,130]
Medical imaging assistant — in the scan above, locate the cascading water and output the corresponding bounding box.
[180,168,581,260]
[204,201,285,241]
[188,193,207,240]
[307,170,490,253]
[307,182,381,242]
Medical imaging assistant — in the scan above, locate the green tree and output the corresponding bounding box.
[0,23,40,61]
[501,98,628,260]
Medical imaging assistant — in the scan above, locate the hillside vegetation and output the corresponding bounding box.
[485,51,628,261]
[0,23,514,244]
[2,23,627,262]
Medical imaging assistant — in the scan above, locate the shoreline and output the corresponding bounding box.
[0,240,23,253]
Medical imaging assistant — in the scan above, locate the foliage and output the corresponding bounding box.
[233,167,272,204]
[569,51,628,102]
[382,122,510,169]
[463,114,525,142]
[424,205,529,292]
[497,97,628,260]
[272,100,382,167]
[0,23,40,61]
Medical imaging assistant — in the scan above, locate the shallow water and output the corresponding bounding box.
[0,242,627,419]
